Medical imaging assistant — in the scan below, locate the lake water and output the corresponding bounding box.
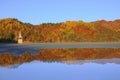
[0,42,120,55]
[0,59,120,80]
[0,43,120,80]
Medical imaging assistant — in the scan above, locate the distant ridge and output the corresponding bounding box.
[0,18,120,42]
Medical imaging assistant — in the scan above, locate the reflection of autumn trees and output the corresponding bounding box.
[1,18,120,42]
[0,48,120,66]
[35,48,120,61]
[0,52,33,66]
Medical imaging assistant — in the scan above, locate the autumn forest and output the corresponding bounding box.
[0,18,120,43]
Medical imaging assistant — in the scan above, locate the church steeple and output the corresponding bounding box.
[18,31,23,44]
[18,31,22,38]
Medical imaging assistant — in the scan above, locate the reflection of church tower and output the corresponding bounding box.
[18,31,23,44]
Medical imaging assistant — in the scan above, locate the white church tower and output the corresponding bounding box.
[18,31,23,44]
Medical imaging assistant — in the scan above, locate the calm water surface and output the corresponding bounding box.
[1,42,120,55]
[0,43,120,80]
[0,59,120,80]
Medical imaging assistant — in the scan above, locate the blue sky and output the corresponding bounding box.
[0,0,120,24]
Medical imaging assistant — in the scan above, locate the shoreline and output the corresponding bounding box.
[0,42,120,48]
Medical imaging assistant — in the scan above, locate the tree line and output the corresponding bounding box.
[0,18,120,42]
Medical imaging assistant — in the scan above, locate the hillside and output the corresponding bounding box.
[0,18,120,42]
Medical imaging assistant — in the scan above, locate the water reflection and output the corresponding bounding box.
[0,48,120,66]
[0,60,120,80]
[0,43,40,56]
[0,48,120,80]
[64,58,120,65]
[1,58,120,69]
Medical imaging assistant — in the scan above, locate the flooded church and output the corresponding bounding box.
[18,32,23,43]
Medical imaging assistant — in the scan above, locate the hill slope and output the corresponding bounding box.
[0,18,120,42]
